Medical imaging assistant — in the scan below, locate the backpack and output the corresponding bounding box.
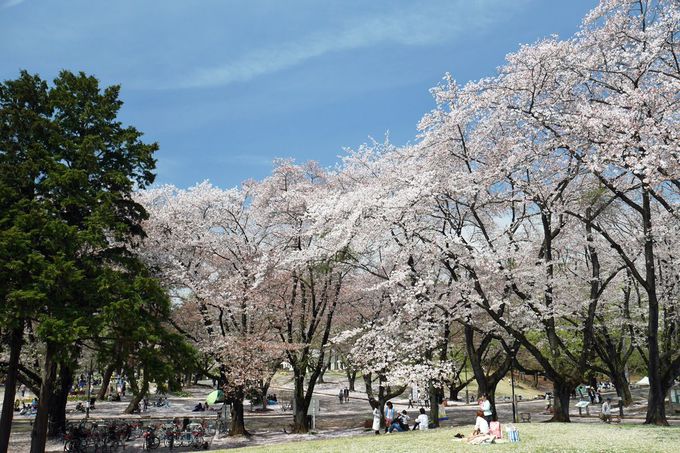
[489,421,502,439]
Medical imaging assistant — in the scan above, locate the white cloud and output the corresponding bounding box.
[3,0,26,8]
[164,0,527,89]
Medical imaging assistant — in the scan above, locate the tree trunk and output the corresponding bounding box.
[124,367,148,414]
[487,383,499,421]
[229,397,249,436]
[317,361,329,384]
[642,190,667,426]
[645,380,668,425]
[363,374,387,430]
[449,384,460,401]
[260,381,270,411]
[47,362,73,437]
[292,372,310,433]
[548,380,572,422]
[609,367,633,407]
[347,370,357,392]
[0,327,22,453]
[428,382,439,428]
[97,363,116,400]
[30,343,57,453]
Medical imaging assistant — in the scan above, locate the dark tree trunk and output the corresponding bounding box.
[346,369,357,392]
[317,356,330,384]
[47,362,73,437]
[486,383,499,421]
[97,363,116,400]
[292,372,310,433]
[609,366,633,407]
[30,343,57,453]
[428,382,440,428]
[449,384,460,401]
[260,381,270,411]
[0,327,23,453]
[548,380,572,422]
[229,396,249,436]
[363,373,406,431]
[124,367,148,414]
[641,190,668,426]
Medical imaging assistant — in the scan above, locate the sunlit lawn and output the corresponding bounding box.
[223,423,680,453]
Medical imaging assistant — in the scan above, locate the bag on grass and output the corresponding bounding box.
[489,421,502,439]
[505,424,520,443]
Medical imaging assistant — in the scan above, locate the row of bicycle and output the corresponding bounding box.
[62,418,216,451]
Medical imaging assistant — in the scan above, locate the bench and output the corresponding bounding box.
[520,412,531,422]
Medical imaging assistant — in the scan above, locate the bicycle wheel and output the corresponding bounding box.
[191,434,205,450]
[63,439,82,452]
[148,435,161,450]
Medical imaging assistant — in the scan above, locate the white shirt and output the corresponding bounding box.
[475,416,489,434]
[602,401,611,415]
[416,413,429,430]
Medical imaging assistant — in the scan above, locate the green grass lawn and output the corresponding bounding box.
[222,423,680,453]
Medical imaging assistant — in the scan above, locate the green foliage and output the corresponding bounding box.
[1,70,191,387]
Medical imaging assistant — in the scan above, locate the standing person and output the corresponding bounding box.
[343,387,349,402]
[19,384,26,398]
[479,394,492,423]
[595,389,603,404]
[414,407,429,430]
[372,405,381,435]
[384,401,397,433]
[588,386,596,404]
[600,398,612,423]
[338,389,344,404]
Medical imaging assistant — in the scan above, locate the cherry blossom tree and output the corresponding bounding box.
[137,182,282,435]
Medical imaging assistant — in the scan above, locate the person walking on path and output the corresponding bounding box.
[338,389,344,404]
[343,387,349,402]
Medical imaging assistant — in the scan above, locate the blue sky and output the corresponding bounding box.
[1,0,596,188]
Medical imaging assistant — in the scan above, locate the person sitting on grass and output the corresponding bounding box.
[388,417,404,433]
[399,410,410,430]
[413,407,429,430]
[472,410,489,436]
[192,402,205,412]
[464,410,496,444]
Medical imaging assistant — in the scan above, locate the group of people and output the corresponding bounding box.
[192,402,210,412]
[337,387,350,403]
[13,397,38,415]
[372,401,431,434]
